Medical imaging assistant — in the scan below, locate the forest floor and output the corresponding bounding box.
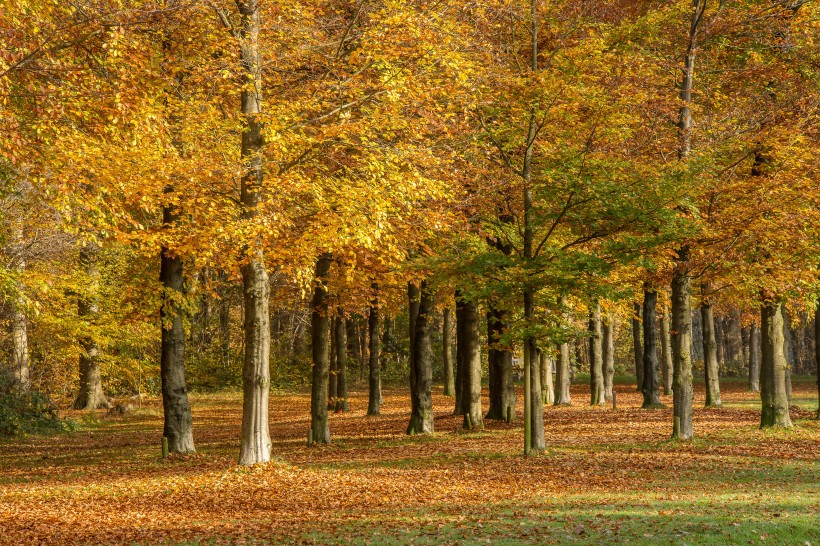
[1,380,819,545]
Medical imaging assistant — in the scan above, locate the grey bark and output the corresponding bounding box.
[407,280,434,434]
[603,314,615,402]
[555,341,572,406]
[671,248,694,439]
[748,323,761,392]
[73,242,110,410]
[486,305,515,421]
[700,289,722,407]
[589,302,605,406]
[540,351,554,405]
[9,226,29,390]
[660,309,673,395]
[236,0,271,465]
[442,307,455,397]
[632,301,644,390]
[334,312,347,412]
[760,299,792,427]
[642,288,662,408]
[309,254,332,445]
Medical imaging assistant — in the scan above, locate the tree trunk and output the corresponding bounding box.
[660,309,673,395]
[73,242,110,410]
[218,276,231,372]
[328,316,338,409]
[715,315,726,366]
[367,284,382,416]
[442,307,455,397]
[589,301,605,406]
[700,290,722,407]
[540,351,554,405]
[671,248,694,439]
[486,305,515,421]
[158,199,195,453]
[555,341,571,405]
[334,311,348,412]
[9,227,29,390]
[309,254,332,445]
[760,298,792,427]
[407,280,434,434]
[748,323,761,392]
[815,300,819,415]
[236,0,271,465]
[457,298,483,430]
[642,288,662,408]
[632,301,644,391]
[782,307,793,404]
[453,290,465,416]
[603,314,615,402]
[408,282,420,394]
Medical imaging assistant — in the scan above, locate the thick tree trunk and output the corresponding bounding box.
[748,323,761,392]
[457,298,483,430]
[442,307,455,397]
[9,229,29,390]
[760,299,792,427]
[73,243,109,410]
[660,309,673,395]
[671,249,694,439]
[554,341,571,405]
[540,351,554,405]
[642,288,662,408]
[309,254,332,445]
[589,302,605,406]
[632,301,644,391]
[407,280,434,434]
[158,199,195,453]
[236,0,271,465]
[700,294,722,407]
[367,284,382,416]
[486,306,515,421]
[334,312,348,412]
[603,314,615,402]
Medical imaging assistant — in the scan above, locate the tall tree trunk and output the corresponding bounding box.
[727,313,743,365]
[408,282,420,395]
[715,315,726,366]
[442,307,455,397]
[328,317,338,409]
[346,317,360,381]
[632,301,644,390]
[671,248,694,439]
[158,199,194,453]
[760,298,792,428]
[457,298,483,430]
[540,351,554,405]
[814,300,819,416]
[748,323,761,392]
[660,308,673,395]
[73,242,109,410]
[236,0,271,465]
[486,305,515,421]
[334,311,348,412]
[555,340,571,405]
[589,301,605,406]
[782,307,794,404]
[10,229,29,390]
[603,314,615,402]
[407,280,434,434]
[642,288,662,408]
[700,288,722,407]
[309,254,332,445]
[453,290,465,416]
[367,284,382,416]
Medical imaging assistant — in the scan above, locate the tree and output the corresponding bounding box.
[588,301,605,406]
[641,287,662,408]
[700,285,722,407]
[407,280,434,435]
[760,298,792,428]
[309,254,332,445]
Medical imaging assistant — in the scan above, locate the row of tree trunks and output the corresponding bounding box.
[407,281,434,434]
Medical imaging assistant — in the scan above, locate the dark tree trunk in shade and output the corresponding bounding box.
[632,301,644,391]
[815,300,819,415]
[367,284,382,416]
[589,302,605,406]
[748,323,761,392]
[671,248,694,439]
[158,203,195,452]
[328,317,338,409]
[407,282,420,394]
[782,307,794,404]
[457,298,483,430]
[442,307,455,397]
[642,288,662,408]
[236,0,272,465]
[453,290,465,416]
[760,299,792,427]
[218,277,231,372]
[334,312,348,412]
[603,315,615,402]
[309,254,332,445]
[555,341,571,405]
[540,351,554,405]
[660,309,673,395]
[741,325,750,368]
[73,242,110,411]
[486,306,515,421]
[407,280,434,435]
[345,318,360,382]
[700,290,722,407]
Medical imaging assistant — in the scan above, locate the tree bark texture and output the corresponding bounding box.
[632,301,644,391]
[603,315,615,402]
[642,288,662,408]
[453,290,465,416]
[486,306,515,421]
[589,302,605,406]
[760,299,792,427]
[660,310,673,395]
[671,250,694,439]
[748,323,761,392]
[700,294,722,407]
[442,307,455,397]
[334,312,348,412]
[407,280,434,435]
[367,284,382,416]
[555,341,571,405]
[309,254,332,445]
[540,351,554,405]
